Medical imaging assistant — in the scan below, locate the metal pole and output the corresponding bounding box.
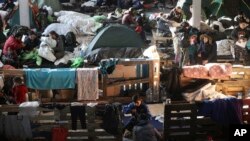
[19,0,30,27]
[190,0,201,29]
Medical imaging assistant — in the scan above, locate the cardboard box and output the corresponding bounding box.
[59,89,75,100]
[108,65,137,78]
[106,86,121,97]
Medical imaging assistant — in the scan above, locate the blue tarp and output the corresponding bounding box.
[198,97,243,124]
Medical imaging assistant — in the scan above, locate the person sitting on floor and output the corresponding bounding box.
[167,6,183,26]
[2,32,25,67]
[11,76,28,104]
[49,30,65,60]
[123,95,151,133]
[122,7,136,27]
[133,113,162,141]
[156,12,172,37]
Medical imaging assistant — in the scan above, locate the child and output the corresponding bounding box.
[188,35,198,65]
[11,76,28,104]
[198,34,215,64]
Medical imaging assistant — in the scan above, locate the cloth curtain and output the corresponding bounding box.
[77,68,98,100]
[25,68,76,89]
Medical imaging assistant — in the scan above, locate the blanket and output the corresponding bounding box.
[25,68,76,89]
[183,63,232,79]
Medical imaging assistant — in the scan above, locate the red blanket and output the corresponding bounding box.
[183,63,232,79]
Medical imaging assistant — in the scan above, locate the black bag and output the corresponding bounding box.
[165,67,183,101]
[65,32,77,45]
[65,32,78,52]
[101,103,121,135]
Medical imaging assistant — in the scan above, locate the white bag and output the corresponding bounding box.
[38,42,56,62]
[40,36,57,48]
[43,23,78,36]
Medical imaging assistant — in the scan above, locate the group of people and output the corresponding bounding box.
[155,5,250,66]
[1,29,69,68]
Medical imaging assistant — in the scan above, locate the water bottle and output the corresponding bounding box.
[247,89,250,98]
[237,92,243,99]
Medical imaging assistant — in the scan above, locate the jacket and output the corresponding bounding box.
[124,102,151,120]
[3,35,22,55]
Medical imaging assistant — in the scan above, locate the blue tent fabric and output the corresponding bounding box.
[25,68,76,90]
[198,98,243,124]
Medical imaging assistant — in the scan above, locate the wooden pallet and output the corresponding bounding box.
[242,99,250,124]
[216,80,250,98]
[164,103,219,141]
[231,66,250,80]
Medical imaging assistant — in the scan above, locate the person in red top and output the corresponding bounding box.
[11,76,28,104]
[2,32,24,67]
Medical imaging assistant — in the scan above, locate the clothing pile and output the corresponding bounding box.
[182,83,234,102]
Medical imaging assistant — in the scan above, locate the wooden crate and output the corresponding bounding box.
[164,103,219,141]
[231,66,250,80]
[216,79,250,98]
[101,59,160,102]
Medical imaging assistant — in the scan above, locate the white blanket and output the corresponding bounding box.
[55,11,103,35]
[182,83,234,102]
[43,23,78,35]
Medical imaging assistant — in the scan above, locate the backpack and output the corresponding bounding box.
[101,103,121,135]
[65,32,78,52]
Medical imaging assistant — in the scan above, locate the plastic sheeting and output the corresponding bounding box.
[55,11,103,35]
[86,47,143,65]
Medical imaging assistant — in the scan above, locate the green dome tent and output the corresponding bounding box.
[87,24,145,51]
[85,24,146,64]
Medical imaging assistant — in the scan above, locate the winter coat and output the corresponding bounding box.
[198,34,217,62]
